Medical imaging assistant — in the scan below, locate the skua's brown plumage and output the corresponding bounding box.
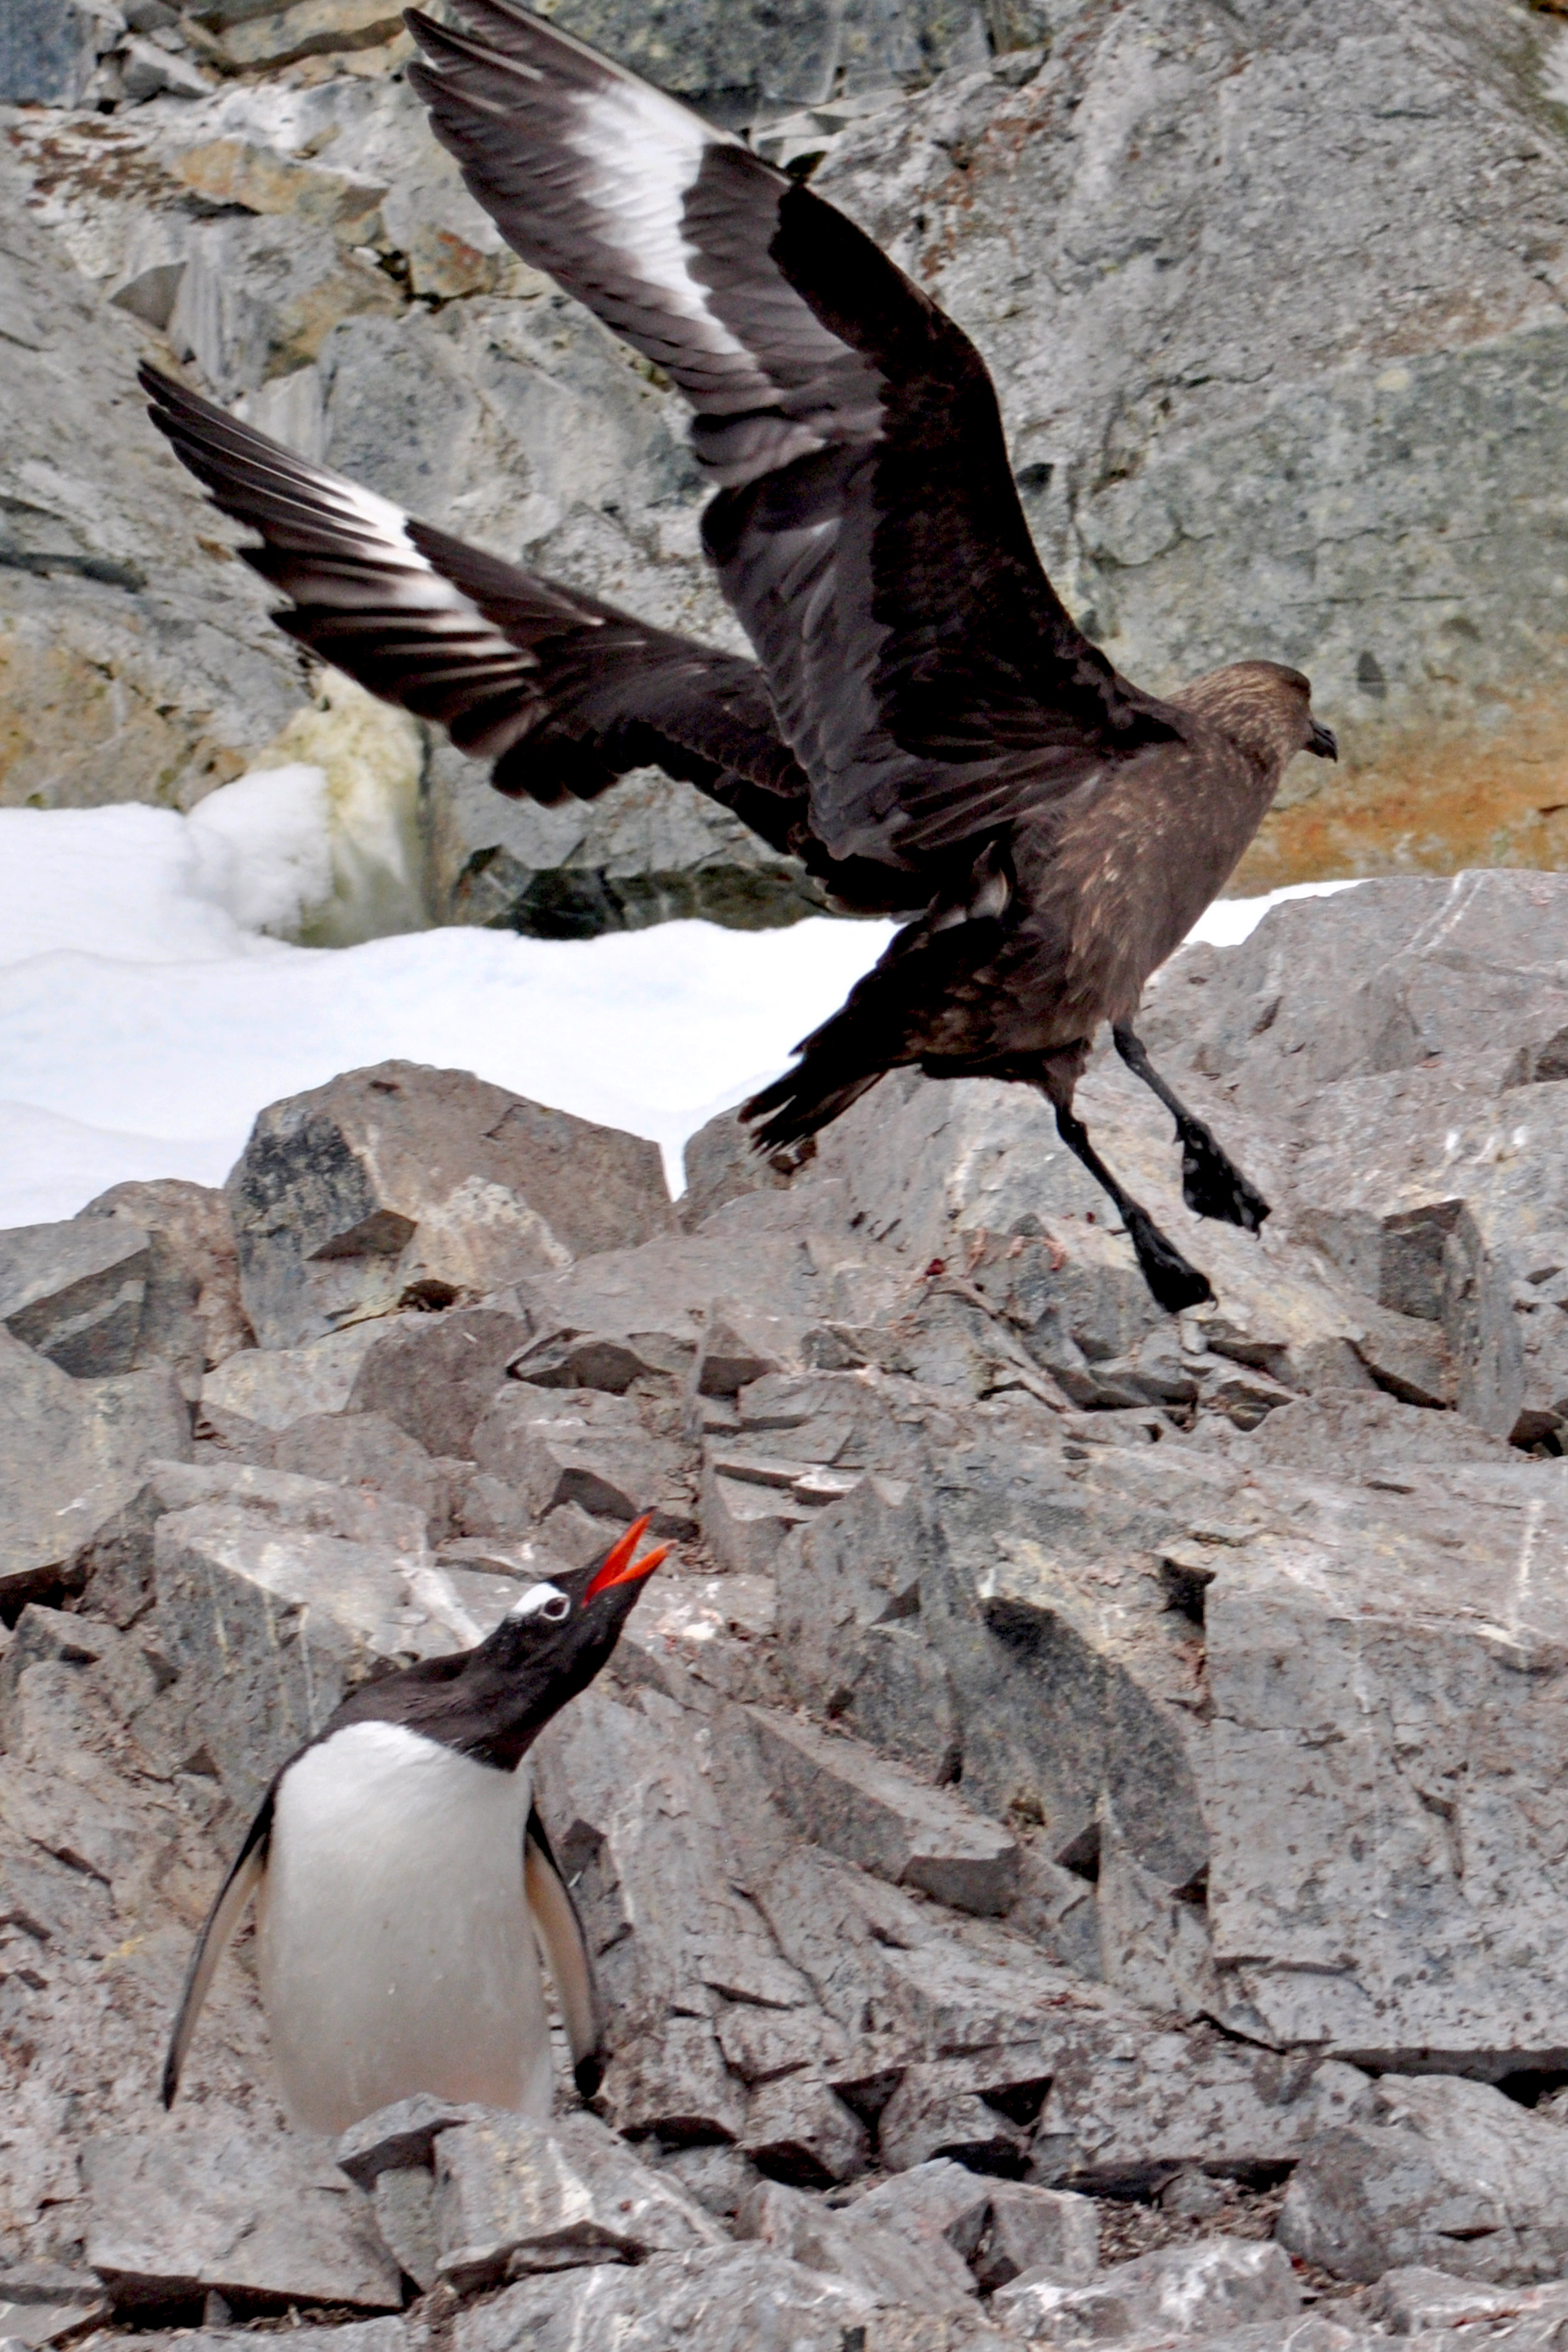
[142,0,1338,1309]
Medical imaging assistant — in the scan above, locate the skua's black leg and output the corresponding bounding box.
[1112,1024,1271,1232]
[1050,1099,1214,1313]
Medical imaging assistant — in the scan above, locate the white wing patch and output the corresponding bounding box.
[566,79,753,361]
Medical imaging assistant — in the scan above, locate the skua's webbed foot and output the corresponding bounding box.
[1175,1115,1271,1231]
[1112,1023,1269,1234]
[1122,1203,1216,1313]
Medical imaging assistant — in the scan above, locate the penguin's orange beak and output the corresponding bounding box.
[585,1513,670,1601]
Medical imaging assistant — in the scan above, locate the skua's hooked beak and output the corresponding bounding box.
[1307,720,1339,760]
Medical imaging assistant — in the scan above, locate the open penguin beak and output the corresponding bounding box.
[584,1512,670,1602]
[1307,720,1338,761]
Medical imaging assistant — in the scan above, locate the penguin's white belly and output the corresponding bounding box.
[257,1720,552,2134]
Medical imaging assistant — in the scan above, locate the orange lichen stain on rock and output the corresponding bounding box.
[1231,690,1568,894]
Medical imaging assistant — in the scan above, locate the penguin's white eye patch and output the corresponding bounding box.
[507,1581,571,1623]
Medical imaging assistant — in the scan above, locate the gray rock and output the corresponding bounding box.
[748,1709,1017,1915]
[0,2273,108,2348]
[199,1320,394,1440]
[269,1411,451,1538]
[451,2245,878,2352]
[0,1219,151,1381]
[680,1109,797,1232]
[335,2094,484,2190]
[433,2111,724,2291]
[1202,1458,1568,2069]
[736,2073,870,2187]
[714,2002,848,2088]
[345,1307,530,1458]
[370,2168,439,2293]
[83,2126,402,2309]
[851,2161,996,2263]
[0,1606,118,1752]
[150,1474,438,1810]
[0,0,114,105]
[875,2061,1033,2178]
[1033,2025,1372,2196]
[649,2144,759,2221]
[1368,2266,1568,2335]
[472,1384,693,1534]
[77,1179,253,1392]
[735,2178,975,2310]
[0,1331,190,1602]
[533,1681,810,2038]
[597,2018,748,2146]
[991,2236,1300,2345]
[969,2183,1099,2294]
[227,1064,672,1349]
[1277,2073,1568,2286]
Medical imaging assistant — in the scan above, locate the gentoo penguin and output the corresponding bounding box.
[162,1515,667,2133]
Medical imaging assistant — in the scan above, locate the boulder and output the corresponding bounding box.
[432,2111,723,2291]
[0,1330,190,1603]
[472,1385,694,1535]
[150,1468,451,1810]
[451,2246,878,2352]
[199,1320,396,1443]
[226,1065,672,1349]
[734,2179,975,2311]
[1277,2073,1568,2286]
[346,1307,530,1457]
[735,2073,870,2187]
[268,1411,451,1538]
[748,1709,1018,1915]
[83,2126,402,2309]
[990,2236,1300,2346]
[0,1219,152,1380]
[77,1179,252,1384]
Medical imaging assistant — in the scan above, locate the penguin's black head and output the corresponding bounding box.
[326,1515,669,1768]
[474,1514,671,1714]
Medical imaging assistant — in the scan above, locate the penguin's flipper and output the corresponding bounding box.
[161,1790,274,2108]
[524,1806,602,2100]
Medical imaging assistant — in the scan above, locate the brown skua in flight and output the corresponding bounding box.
[142,0,1338,1309]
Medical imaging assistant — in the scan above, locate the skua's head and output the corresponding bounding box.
[1175,659,1338,776]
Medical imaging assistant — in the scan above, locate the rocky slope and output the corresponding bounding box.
[8,872,1568,2349]
[8,0,1568,935]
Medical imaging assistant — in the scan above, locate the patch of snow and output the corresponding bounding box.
[0,794,1359,1227]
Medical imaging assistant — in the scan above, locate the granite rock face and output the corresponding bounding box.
[8,0,1568,922]
[18,878,1568,2340]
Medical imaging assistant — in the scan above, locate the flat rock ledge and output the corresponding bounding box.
[12,874,1568,2351]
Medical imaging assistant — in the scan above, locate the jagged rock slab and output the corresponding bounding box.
[1278,2073,1568,2286]
[0,1330,190,1601]
[451,2245,879,2352]
[269,1410,451,1539]
[1202,1461,1568,2069]
[346,1307,530,1457]
[0,1219,152,1379]
[83,2127,402,2309]
[991,2236,1300,2345]
[433,2112,724,2291]
[1369,2266,1568,2335]
[748,1709,1018,1915]
[533,1683,812,2049]
[227,1063,673,1349]
[150,1468,445,1810]
[78,1178,253,1391]
[471,1385,694,1535]
[199,1320,397,1441]
[735,2071,869,2187]
[1033,2023,1373,2193]
[735,2178,975,2312]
